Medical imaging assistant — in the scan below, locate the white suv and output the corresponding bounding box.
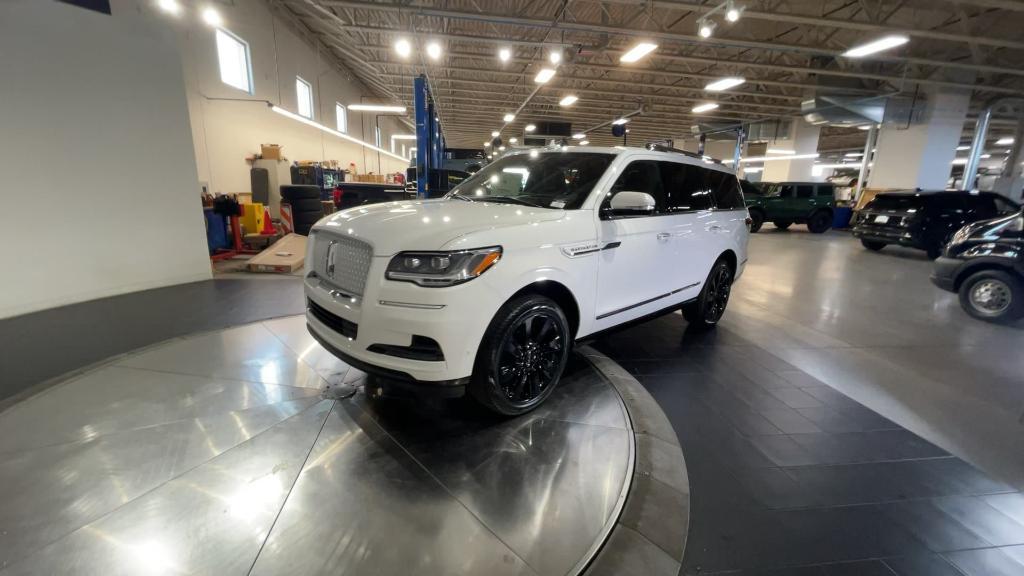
[305,146,750,414]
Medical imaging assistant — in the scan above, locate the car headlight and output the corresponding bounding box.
[386,247,502,287]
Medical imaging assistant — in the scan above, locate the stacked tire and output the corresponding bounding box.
[280,185,323,236]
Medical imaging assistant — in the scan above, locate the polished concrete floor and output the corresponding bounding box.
[0,316,633,576]
[596,227,1024,575]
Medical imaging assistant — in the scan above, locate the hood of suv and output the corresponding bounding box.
[312,199,567,255]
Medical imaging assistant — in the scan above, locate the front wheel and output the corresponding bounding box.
[861,239,886,251]
[958,270,1024,323]
[470,295,571,415]
[807,211,832,234]
[682,260,734,330]
[748,210,765,233]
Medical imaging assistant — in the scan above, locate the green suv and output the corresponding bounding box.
[745,181,835,233]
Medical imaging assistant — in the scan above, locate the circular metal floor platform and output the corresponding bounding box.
[0,315,634,576]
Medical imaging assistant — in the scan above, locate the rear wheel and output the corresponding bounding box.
[958,269,1024,323]
[807,211,832,234]
[682,260,734,330]
[470,295,571,415]
[748,210,765,233]
[861,239,886,251]
[773,221,792,230]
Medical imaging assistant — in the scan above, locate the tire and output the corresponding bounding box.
[861,239,886,251]
[286,197,324,212]
[958,269,1024,323]
[682,259,734,331]
[291,208,324,236]
[773,221,792,230]
[807,211,832,234]
[748,210,765,233]
[469,295,572,415]
[280,184,320,202]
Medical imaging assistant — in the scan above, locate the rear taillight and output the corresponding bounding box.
[333,187,344,204]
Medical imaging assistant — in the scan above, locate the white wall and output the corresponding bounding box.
[0,0,212,319]
[176,0,411,194]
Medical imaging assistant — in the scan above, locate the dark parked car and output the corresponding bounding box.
[853,191,1019,259]
[931,209,1024,323]
[745,182,835,233]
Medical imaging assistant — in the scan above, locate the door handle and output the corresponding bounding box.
[656,232,671,241]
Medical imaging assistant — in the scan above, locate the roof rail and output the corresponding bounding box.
[644,142,723,164]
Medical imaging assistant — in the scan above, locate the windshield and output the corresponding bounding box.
[762,183,784,197]
[446,152,614,209]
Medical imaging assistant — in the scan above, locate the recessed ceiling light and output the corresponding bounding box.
[525,124,536,132]
[620,42,658,63]
[200,6,222,26]
[498,48,511,62]
[534,68,556,83]
[572,133,586,139]
[426,41,442,60]
[705,77,745,91]
[549,51,562,64]
[503,113,515,122]
[559,95,579,107]
[394,39,412,58]
[157,0,181,15]
[491,131,500,137]
[348,104,406,113]
[692,102,719,113]
[842,35,909,58]
[996,137,1015,146]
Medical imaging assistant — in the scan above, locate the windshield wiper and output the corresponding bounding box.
[448,193,474,202]
[483,196,544,208]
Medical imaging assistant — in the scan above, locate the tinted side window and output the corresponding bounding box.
[993,195,1019,214]
[660,161,715,212]
[796,185,814,199]
[708,170,745,209]
[931,195,966,212]
[777,185,796,198]
[816,185,835,198]
[969,196,998,218]
[609,160,666,214]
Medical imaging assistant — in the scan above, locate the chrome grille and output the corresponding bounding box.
[312,233,373,296]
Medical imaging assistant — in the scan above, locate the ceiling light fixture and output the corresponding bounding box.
[579,140,590,146]
[426,41,442,60]
[549,51,562,64]
[725,3,744,22]
[704,77,745,91]
[498,145,506,151]
[572,133,586,139]
[996,137,1015,146]
[525,124,536,132]
[620,42,658,63]
[491,131,500,137]
[510,137,518,144]
[845,152,863,157]
[391,134,416,140]
[730,152,819,164]
[157,0,181,15]
[530,149,539,158]
[498,48,511,62]
[503,113,516,122]
[612,118,630,125]
[394,39,412,58]
[559,95,579,106]
[534,68,556,83]
[200,6,222,26]
[348,104,406,113]
[842,35,909,58]
[766,148,795,155]
[692,102,719,113]
[956,145,971,151]
[697,19,716,39]
[484,142,491,147]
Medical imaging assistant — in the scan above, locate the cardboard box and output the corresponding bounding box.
[353,174,387,183]
[261,144,283,160]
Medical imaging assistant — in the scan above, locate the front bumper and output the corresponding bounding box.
[930,256,963,292]
[304,256,502,386]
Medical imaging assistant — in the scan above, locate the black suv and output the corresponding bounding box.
[853,191,1019,259]
[932,209,1024,323]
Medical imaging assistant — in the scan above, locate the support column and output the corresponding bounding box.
[868,88,971,190]
[762,120,820,181]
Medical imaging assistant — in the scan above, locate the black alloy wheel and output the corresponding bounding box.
[861,239,886,251]
[682,260,734,330]
[471,295,571,415]
[748,210,765,233]
[807,211,832,234]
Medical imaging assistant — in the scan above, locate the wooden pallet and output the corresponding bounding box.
[246,233,306,273]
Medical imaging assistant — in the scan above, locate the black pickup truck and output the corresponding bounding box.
[331,182,412,209]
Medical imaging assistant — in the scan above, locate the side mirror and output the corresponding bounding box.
[607,191,656,216]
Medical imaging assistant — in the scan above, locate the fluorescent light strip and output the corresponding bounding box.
[766,148,795,155]
[815,163,863,169]
[534,68,556,83]
[842,35,909,58]
[692,103,719,113]
[620,42,658,63]
[348,104,406,113]
[996,137,1015,146]
[724,152,819,164]
[271,106,408,162]
[704,77,745,91]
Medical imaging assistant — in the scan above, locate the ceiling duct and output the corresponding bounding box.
[802,95,886,126]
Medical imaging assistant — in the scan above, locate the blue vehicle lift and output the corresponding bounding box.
[414,75,445,199]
